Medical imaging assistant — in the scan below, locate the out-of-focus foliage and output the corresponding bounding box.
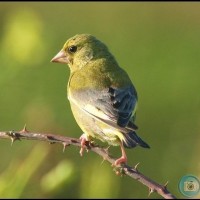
[0,2,200,198]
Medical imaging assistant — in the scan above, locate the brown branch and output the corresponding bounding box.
[0,126,176,199]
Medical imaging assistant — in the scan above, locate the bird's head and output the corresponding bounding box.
[51,34,110,72]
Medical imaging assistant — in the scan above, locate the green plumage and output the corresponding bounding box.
[51,34,149,165]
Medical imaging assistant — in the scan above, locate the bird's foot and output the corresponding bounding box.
[112,142,127,166]
[79,133,89,156]
[114,156,127,166]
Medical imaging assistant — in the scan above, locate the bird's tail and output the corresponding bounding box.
[122,131,150,149]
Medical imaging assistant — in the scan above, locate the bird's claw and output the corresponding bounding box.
[112,156,127,167]
[79,147,84,156]
[79,133,89,156]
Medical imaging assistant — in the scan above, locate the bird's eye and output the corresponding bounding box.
[68,45,77,53]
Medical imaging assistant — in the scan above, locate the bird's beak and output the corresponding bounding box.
[51,50,69,64]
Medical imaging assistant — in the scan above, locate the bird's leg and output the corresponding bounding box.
[114,142,127,166]
[79,133,89,156]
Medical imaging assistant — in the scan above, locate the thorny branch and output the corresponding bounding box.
[0,126,176,199]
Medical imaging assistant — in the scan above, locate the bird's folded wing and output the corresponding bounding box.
[70,85,138,130]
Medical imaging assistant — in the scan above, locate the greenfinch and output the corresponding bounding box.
[51,34,150,166]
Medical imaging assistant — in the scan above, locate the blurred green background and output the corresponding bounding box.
[0,2,200,199]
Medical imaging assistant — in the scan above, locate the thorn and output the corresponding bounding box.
[9,131,21,146]
[164,181,169,189]
[11,137,15,146]
[10,135,20,146]
[63,143,67,152]
[20,124,29,133]
[104,145,110,153]
[62,142,70,152]
[104,146,110,155]
[100,157,106,165]
[134,162,140,171]
[148,188,154,197]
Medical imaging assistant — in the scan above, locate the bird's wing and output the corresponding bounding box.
[106,86,137,127]
[70,85,138,130]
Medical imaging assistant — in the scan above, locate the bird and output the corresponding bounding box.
[51,34,150,166]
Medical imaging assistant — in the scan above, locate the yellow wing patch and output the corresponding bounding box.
[84,104,110,120]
